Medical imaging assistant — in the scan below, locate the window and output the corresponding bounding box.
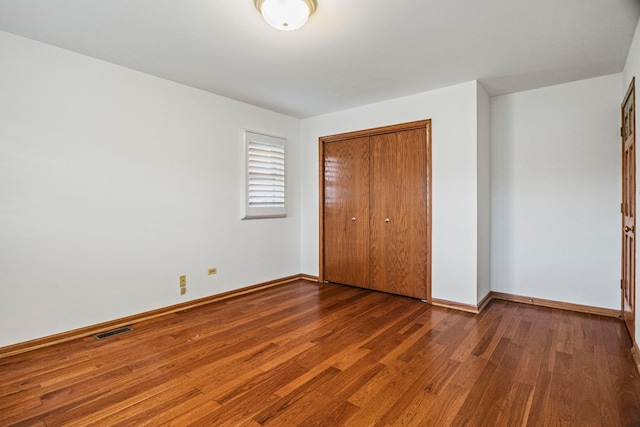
[242,131,286,219]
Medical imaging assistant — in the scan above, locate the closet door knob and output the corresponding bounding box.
[351,217,356,221]
[385,218,390,223]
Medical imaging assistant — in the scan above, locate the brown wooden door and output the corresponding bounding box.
[322,137,370,288]
[622,78,636,339]
[369,128,428,299]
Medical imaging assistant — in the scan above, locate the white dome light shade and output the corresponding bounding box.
[255,0,317,31]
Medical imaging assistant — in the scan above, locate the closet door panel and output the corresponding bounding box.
[323,137,370,288]
[369,129,428,299]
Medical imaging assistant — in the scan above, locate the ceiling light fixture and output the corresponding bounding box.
[254,0,317,31]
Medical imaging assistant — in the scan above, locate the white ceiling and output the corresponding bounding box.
[0,0,639,118]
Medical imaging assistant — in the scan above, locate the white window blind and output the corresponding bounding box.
[242,131,286,219]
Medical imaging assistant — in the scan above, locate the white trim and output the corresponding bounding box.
[242,130,287,219]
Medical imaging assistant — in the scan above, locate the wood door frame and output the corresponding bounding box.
[622,77,636,339]
[318,119,432,302]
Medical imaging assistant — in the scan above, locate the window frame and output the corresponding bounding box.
[241,130,287,219]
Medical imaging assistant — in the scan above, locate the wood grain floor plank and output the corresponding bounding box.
[375,357,461,426]
[525,336,554,426]
[62,382,202,426]
[0,281,639,425]
[409,383,470,427]
[544,350,573,425]
[315,352,386,401]
[0,396,43,424]
[192,363,310,426]
[344,384,406,427]
[43,372,188,425]
[346,360,410,408]
[253,368,340,425]
[571,349,603,426]
[455,336,512,421]
[297,399,360,427]
[162,397,222,427]
[132,387,213,427]
[491,381,534,427]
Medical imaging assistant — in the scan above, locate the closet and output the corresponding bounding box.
[319,120,431,300]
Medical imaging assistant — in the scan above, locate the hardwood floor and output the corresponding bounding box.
[1,280,640,426]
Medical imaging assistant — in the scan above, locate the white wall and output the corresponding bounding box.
[0,31,301,347]
[491,74,622,309]
[300,81,482,305]
[477,83,491,302]
[624,17,640,344]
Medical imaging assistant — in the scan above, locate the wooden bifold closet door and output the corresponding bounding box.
[320,120,431,301]
[322,137,370,289]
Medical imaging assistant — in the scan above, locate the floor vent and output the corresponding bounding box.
[94,326,134,340]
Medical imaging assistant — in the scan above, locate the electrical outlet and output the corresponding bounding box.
[179,275,186,287]
[208,268,217,275]
[180,287,186,295]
